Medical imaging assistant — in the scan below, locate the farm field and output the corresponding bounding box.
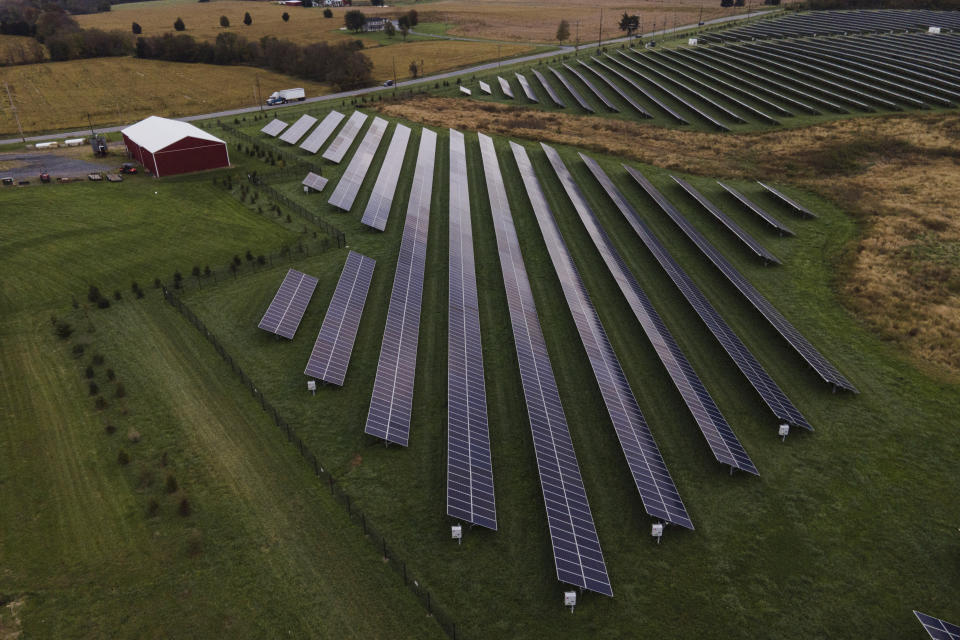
[0,58,332,137]
[2,8,959,639]
[406,0,767,43]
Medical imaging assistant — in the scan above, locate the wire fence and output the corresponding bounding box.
[160,239,336,294]
[160,286,461,640]
[251,178,346,249]
[219,122,321,175]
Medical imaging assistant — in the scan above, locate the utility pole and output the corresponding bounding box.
[498,44,501,69]
[597,7,603,49]
[4,82,24,143]
[392,56,397,89]
[575,20,580,53]
[255,76,263,111]
[87,112,95,138]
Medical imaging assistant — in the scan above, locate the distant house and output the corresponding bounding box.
[363,16,388,31]
[121,116,229,177]
[280,0,303,5]
[324,0,346,6]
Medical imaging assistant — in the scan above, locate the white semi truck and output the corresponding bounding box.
[266,88,306,105]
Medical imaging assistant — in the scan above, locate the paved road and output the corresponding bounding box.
[0,10,772,146]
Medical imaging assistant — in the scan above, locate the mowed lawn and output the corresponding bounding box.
[183,116,959,637]
[0,173,443,637]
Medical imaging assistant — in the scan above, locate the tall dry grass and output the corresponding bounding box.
[379,97,960,376]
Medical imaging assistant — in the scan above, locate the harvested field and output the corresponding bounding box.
[361,40,533,83]
[415,0,755,43]
[379,96,960,376]
[0,58,331,135]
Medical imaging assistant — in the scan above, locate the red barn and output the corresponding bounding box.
[121,116,229,177]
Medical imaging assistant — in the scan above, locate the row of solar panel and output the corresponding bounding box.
[256,124,851,598]
[258,254,375,389]
[472,31,959,131]
[703,9,960,43]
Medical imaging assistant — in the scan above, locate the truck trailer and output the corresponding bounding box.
[266,88,306,105]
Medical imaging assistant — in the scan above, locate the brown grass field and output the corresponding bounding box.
[380,97,960,377]
[0,58,332,135]
[415,0,743,43]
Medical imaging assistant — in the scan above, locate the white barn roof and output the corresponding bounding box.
[121,116,224,154]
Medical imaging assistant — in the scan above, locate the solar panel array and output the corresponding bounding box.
[303,251,375,386]
[302,172,329,192]
[626,165,858,393]
[360,124,411,231]
[580,59,654,119]
[478,133,612,597]
[515,72,538,102]
[562,63,618,111]
[703,9,960,43]
[322,111,368,163]
[604,54,743,131]
[497,75,514,99]
[550,67,592,112]
[460,85,472,96]
[542,143,757,475]
[299,110,345,154]
[278,114,317,145]
[479,80,492,95]
[328,117,389,211]
[513,142,693,530]
[532,69,565,108]
[717,181,795,235]
[364,128,437,447]
[446,129,496,530]
[257,269,319,339]
[757,181,817,218]
[672,176,781,264]
[581,155,812,432]
[260,118,288,137]
[914,610,960,640]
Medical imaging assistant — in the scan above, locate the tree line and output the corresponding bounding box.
[134,32,373,89]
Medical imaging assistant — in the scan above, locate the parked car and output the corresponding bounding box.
[40,171,50,183]
[383,80,394,87]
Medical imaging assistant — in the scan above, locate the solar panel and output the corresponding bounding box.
[360,124,411,231]
[479,133,612,597]
[299,110,345,154]
[497,75,514,98]
[303,251,375,386]
[512,142,693,530]
[549,67,592,112]
[515,72,538,102]
[363,128,437,446]
[257,269,319,339]
[672,176,781,264]
[460,85,472,96]
[532,68,565,108]
[328,117,389,211]
[613,52,742,128]
[278,114,318,145]
[630,49,780,125]
[261,118,288,137]
[914,611,960,640]
[757,181,818,218]
[562,62,619,112]
[542,143,757,475]
[717,181,795,235]
[302,172,329,192]
[626,166,857,393]
[579,59,655,119]
[446,129,496,530]
[479,80,492,95]
[322,111,368,163]
[582,155,812,432]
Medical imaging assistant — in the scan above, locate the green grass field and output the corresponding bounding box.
[1,83,958,638]
[181,110,957,636]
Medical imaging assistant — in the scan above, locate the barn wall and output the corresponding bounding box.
[154,137,229,177]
